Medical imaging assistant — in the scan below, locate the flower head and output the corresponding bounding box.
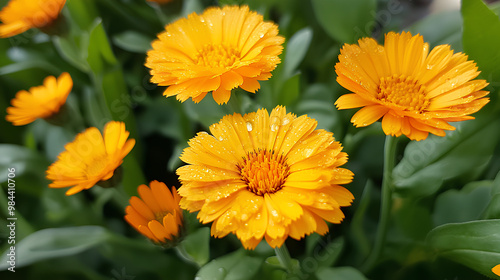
[0,0,66,38]
[145,5,285,105]
[125,181,184,246]
[46,121,135,195]
[177,106,354,249]
[6,72,72,126]
[493,264,500,276]
[335,31,489,141]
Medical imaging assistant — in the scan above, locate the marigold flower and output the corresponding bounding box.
[334,31,489,141]
[0,0,66,38]
[493,264,500,276]
[177,106,354,249]
[46,121,135,196]
[145,5,285,105]
[125,181,184,246]
[6,72,72,126]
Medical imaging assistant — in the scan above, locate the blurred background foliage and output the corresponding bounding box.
[1,0,500,279]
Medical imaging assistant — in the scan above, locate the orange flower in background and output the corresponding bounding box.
[177,106,354,249]
[335,31,489,141]
[6,72,72,126]
[0,0,66,38]
[125,181,184,246]
[145,5,285,105]
[46,121,135,196]
[493,264,500,276]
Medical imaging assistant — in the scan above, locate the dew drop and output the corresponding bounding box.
[304,148,314,157]
[246,122,253,132]
[282,118,290,125]
[270,116,280,132]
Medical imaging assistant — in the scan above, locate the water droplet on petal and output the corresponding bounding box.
[246,122,253,132]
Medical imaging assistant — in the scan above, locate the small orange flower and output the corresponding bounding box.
[145,5,285,104]
[125,181,184,246]
[493,264,500,276]
[335,31,489,141]
[6,72,72,126]
[0,0,66,38]
[177,106,354,249]
[46,121,135,195]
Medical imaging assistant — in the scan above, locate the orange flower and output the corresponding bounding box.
[46,121,135,195]
[0,0,66,38]
[177,106,354,249]
[6,72,72,126]
[125,181,184,246]
[493,264,500,276]
[145,5,285,104]
[335,31,489,141]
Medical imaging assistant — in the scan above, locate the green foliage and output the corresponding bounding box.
[427,220,500,279]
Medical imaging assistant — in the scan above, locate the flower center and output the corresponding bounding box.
[195,44,240,68]
[377,75,429,112]
[154,211,171,223]
[238,150,290,196]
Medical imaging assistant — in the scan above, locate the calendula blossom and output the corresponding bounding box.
[335,31,489,141]
[493,264,500,277]
[0,0,66,38]
[145,5,284,104]
[177,106,354,249]
[6,72,72,126]
[125,181,184,246]
[46,121,135,195]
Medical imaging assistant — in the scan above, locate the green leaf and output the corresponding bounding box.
[276,74,300,107]
[112,31,153,53]
[295,84,340,132]
[0,226,109,270]
[65,0,99,30]
[433,181,492,226]
[52,36,90,72]
[395,200,433,240]
[316,266,368,280]
[283,27,313,79]
[177,227,210,267]
[462,0,500,85]
[311,0,376,43]
[392,116,500,197]
[0,144,49,185]
[426,220,500,278]
[407,10,462,50]
[196,249,264,280]
[87,19,118,74]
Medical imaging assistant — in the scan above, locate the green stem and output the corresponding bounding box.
[361,135,399,272]
[275,245,298,275]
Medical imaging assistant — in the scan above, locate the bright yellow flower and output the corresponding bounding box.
[0,0,66,38]
[177,106,354,249]
[493,264,500,276]
[6,72,72,126]
[145,5,285,105]
[46,121,135,196]
[335,31,489,141]
[125,181,184,246]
